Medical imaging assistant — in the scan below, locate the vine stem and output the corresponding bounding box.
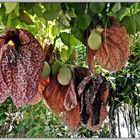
[86,46,97,75]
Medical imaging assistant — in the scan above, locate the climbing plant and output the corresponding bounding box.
[0,2,140,138]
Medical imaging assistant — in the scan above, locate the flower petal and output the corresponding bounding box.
[0,29,45,107]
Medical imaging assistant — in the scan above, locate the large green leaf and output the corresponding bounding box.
[43,3,61,13]
[69,3,86,16]
[14,3,19,17]
[20,3,43,17]
[121,16,136,34]
[43,12,59,21]
[42,3,61,20]
[89,3,105,13]
[121,12,140,35]
[60,32,80,47]
[33,4,43,17]
[19,3,35,11]
[71,27,84,42]
[113,6,126,20]
[76,14,91,30]
[112,2,121,14]
[4,2,18,14]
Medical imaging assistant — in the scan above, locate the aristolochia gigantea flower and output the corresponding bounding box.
[0,29,45,107]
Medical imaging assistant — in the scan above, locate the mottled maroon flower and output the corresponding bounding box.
[0,29,45,107]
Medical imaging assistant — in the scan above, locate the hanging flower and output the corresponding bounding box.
[95,17,129,71]
[28,76,50,105]
[0,29,45,107]
[43,75,68,113]
[87,17,129,72]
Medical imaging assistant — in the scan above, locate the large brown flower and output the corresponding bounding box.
[95,17,129,71]
[43,75,68,113]
[28,76,50,105]
[0,29,45,107]
[87,17,129,72]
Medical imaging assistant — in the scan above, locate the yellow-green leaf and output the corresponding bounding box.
[112,3,121,14]
[4,2,18,14]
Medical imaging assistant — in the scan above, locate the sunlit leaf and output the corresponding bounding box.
[113,7,126,20]
[60,32,80,47]
[51,26,60,36]
[4,2,18,14]
[14,3,19,17]
[112,3,121,14]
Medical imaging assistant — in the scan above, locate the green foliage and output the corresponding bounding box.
[89,3,105,13]
[121,12,140,34]
[0,98,99,138]
[43,3,61,20]
[4,2,18,14]
[60,32,80,47]
[0,98,18,138]
[75,14,91,31]
[69,3,86,16]
[111,3,121,14]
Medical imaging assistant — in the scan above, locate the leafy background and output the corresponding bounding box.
[0,2,140,138]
